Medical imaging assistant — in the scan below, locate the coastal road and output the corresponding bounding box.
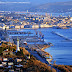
[27,49,61,72]
[27,49,49,64]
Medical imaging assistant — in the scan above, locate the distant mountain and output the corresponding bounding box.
[0,1,72,12]
[29,1,72,13]
[0,3,33,11]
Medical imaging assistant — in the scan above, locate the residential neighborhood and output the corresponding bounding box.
[0,11,72,30]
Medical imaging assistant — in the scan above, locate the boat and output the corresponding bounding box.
[23,41,27,45]
[48,42,53,46]
[46,58,53,64]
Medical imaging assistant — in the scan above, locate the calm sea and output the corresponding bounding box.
[37,28,72,65]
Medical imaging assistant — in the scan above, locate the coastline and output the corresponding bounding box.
[25,43,53,64]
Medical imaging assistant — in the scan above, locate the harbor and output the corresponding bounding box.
[0,0,72,71]
[0,29,53,64]
[0,27,72,65]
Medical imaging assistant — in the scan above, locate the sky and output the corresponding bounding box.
[0,0,72,5]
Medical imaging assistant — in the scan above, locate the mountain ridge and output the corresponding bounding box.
[29,1,72,13]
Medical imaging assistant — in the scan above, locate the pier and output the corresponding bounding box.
[52,31,72,41]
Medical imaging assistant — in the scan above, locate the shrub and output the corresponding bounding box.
[65,65,72,72]
[52,68,56,72]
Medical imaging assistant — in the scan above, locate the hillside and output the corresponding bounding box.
[29,1,72,13]
[0,1,72,12]
[0,42,72,72]
[0,3,33,11]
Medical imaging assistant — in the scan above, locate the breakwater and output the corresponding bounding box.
[52,31,72,41]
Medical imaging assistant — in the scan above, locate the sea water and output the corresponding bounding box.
[37,28,72,65]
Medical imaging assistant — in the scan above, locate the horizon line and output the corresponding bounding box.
[0,1,30,4]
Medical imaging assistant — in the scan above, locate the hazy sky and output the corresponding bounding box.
[0,0,72,5]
